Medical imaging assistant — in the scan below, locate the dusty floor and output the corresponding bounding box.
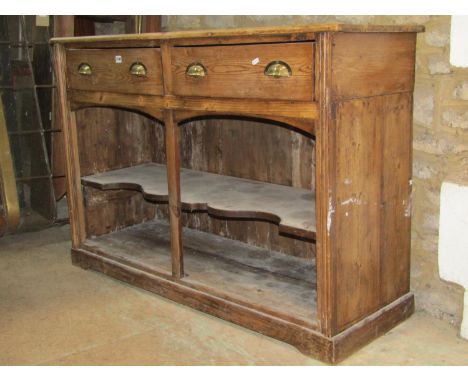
[0,225,467,366]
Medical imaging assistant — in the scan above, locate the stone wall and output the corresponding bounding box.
[162,16,467,326]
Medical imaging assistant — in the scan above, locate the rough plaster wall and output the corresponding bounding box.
[162,15,467,326]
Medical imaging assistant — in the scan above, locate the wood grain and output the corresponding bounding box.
[332,293,414,363]
[171,43,314,101]
[331,32,417,100]
[50,23,424,47]
[83,187,156,236]
[53,44,86,247]
[330,93,414,333]
[81,163,316,240]
[167,96,318,126]
[164,110,183,278]
[379,93,413,305]
[52,16,75,200]
[69,90,164,121]
[172,117,316,258]
[76,108,158,176]
[68,90,318,132]
[314,32,417,336]
[333,97,383,331]
[75,107,161,237]
[174,112,315,135]
[315,31,334,337]
[83,219,317,327]
[72,246,334,361]
[54,26,421,362]
[161,42,173,94]
[178,118,314,188]
[144,16,162,33]
[67,48,164,95]
[153,210,317,260]
[71,244,415,364]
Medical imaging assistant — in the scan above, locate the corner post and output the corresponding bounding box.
[53,43,86,247]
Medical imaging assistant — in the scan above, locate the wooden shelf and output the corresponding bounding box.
[82,163,316,240]
[83,220,317,327]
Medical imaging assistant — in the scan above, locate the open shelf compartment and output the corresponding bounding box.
[82,219,317,327]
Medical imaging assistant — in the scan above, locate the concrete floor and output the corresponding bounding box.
[1,225,467,365]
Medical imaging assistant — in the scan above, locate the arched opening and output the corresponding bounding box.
[78,109,317,325]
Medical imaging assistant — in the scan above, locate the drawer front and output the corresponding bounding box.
[171,43,314,101]
[66,48,163,95]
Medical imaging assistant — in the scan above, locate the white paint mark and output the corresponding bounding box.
[115,55,123,64]
[251,57,260,65]
[409,179,413,186]
[344,178,352,185]
[404,197,412,218]
[341,196,363,206]
[327,196,335,234]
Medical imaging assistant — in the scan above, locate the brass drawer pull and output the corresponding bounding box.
[264,61,292,78]
[78,63,92,76]
[186,62,207,77]
[129,62,147,77]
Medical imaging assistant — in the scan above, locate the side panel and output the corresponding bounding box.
[333,96,384,329]
[331,93,413,332]
[380,93,413,304]
[316,32,416,334]
[331,32,417,100]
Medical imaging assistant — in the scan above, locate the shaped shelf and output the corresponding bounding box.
[81,163,316,239]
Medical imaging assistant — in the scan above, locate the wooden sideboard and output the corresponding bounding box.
[51,23,424,363]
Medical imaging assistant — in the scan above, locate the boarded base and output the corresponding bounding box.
[83,220,317,326]
[72,234,414,363]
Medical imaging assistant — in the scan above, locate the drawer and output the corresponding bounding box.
[66,48,163,95]
[171,42,314,101]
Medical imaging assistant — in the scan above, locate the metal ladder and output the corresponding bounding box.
[0,15,56,234]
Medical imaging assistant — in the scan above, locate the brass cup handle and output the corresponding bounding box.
[264,61,292,78]
[78,63,92,76]
[186,62,207,77]
[129,62,147,77]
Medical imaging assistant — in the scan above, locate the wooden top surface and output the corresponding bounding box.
[51,23,424,45]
